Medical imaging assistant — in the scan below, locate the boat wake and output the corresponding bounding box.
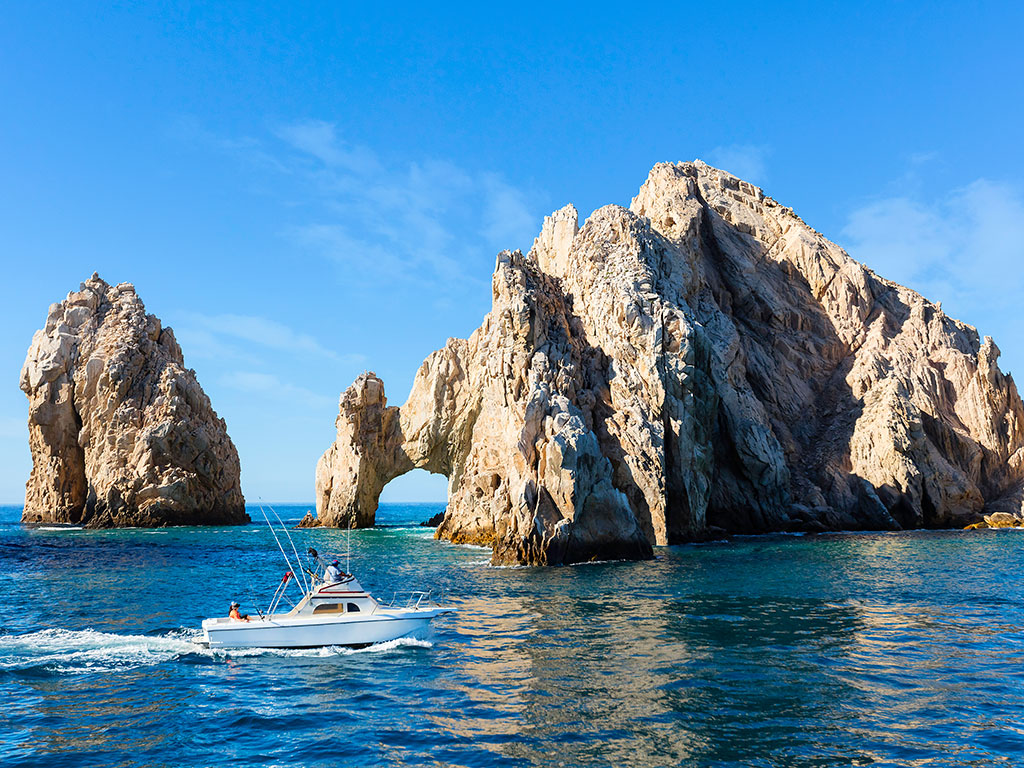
[0,627,200,674]
[0,627,433,674]
[342,636,433,655]
[215,635,433,659]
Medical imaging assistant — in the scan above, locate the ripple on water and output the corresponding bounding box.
[0,626,434,679]
[4,509,1024,767]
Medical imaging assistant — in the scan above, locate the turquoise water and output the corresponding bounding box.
[3,505,1024,766]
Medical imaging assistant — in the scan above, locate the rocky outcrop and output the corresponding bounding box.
[21,274,247,527]
[420,511,445,527]
[965,511,1024,530]
[315,161,1024,564]
[314,373,413,529]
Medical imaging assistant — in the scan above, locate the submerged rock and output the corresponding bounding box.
[315,162,1024,564]
[21,273,247,527]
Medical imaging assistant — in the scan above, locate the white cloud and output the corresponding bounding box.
[169,116,291,175]
[172,326,259,367]
[267,120,542,289]
[293,224,405,274]
[479,172,537,249]
[842,177,1024,371]
[177,118,544,291]
[842,197,951,287]
[273,120,381,177]
[220,371,337,410]
[173,312,363,366]
[199,313,338,358]
[842,179,1024,308]
[703,144,770,186]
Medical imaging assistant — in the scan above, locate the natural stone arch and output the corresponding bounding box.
[312,372,451,528]
[311,245,659,566]
[312,161,1024,565]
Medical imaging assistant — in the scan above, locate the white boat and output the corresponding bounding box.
[201,574,452,649]
[199,507,454,649]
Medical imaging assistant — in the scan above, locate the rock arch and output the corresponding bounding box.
[313,372,436,528]
[313,161,1024,565]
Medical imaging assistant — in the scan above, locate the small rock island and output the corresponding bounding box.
[314,161,1024,565]
[21,274,247,527]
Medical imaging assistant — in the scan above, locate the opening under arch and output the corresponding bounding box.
[376,468,448,526]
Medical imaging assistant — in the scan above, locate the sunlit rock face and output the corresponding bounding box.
[315,161,1024,564]
[20,273,247,527]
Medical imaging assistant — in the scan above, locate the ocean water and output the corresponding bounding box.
[3,505,1024,767]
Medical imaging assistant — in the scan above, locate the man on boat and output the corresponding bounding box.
[324,559,343,584]
[229,601,251,621]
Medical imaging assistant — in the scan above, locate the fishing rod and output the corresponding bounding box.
[245,583,266,620]
[263,499,310,594]
[257,501,300,595]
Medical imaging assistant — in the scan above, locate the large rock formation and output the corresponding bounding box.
[21,274,247,527]
[315,161,1024,564]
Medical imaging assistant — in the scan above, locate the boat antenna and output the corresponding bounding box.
[265,500,310,594]
[257,500,299,589]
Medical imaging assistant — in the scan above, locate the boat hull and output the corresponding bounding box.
[201,608,449,649]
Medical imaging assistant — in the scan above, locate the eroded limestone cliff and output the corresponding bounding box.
[21,274,247,527]
[315,162,1024,564]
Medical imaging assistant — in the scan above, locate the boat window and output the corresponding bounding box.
[313,603,344,614]
[347,603,360,613]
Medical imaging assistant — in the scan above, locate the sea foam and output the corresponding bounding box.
[0,627,200,674]
[0,627,432,674]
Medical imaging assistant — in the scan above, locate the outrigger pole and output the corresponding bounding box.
[265,500,311,594]
[257,499,307,594]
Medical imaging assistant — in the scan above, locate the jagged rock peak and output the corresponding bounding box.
[313,371,411,530]
[531,204,579,277]
[315,161,1024,565]
[20,273,248,527]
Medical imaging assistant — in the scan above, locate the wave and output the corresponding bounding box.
[341,636,433,655]
[446,541,492,551]
[212,635,432,659]
[0,627,201,674]
[0,627,433,674]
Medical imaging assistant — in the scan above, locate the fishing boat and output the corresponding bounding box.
[198,507,454,649]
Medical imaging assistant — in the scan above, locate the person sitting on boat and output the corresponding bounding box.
[324,560,343,584]
[228,601,250,621]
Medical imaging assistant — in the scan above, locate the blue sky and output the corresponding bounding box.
[2,2,1023,503]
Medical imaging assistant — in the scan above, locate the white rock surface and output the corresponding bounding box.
[21,274,247,527]
[315,162,1024,564]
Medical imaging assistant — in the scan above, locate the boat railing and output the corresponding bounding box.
[385,590,435,609]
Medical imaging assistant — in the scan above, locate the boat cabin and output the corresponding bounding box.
[284,574,379,618]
